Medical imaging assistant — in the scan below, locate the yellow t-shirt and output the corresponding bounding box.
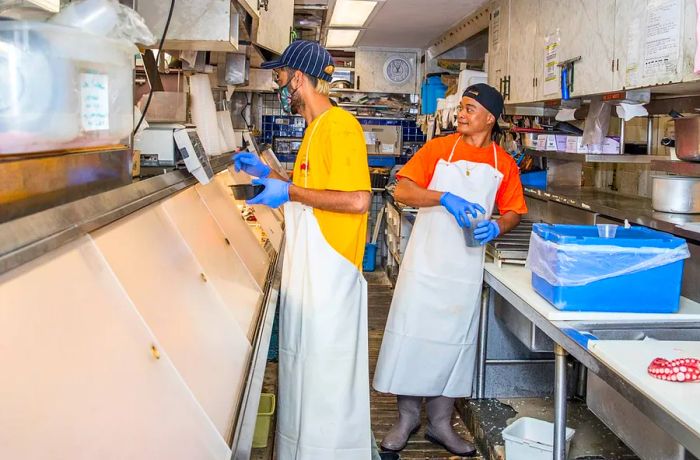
[292,107,371,269]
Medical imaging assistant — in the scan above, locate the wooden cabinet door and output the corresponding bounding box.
[538,0,615,97]
[681,0,700,83]
[255,0,294,54]
[507,0,538,103]
[613,0,647,90]
[487,0,510,95]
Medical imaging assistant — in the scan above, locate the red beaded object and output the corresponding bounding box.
[647,357,700,382]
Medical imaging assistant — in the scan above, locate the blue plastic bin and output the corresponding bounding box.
[421,74,447,114]
[363,243,377,272]
[530,224,687,312]
[520,170,547,189]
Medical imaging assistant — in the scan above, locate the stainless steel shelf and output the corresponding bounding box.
[651,159,700,177]
[524,149,668,164]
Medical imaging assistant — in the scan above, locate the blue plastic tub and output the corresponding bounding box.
[529,224,687,312]
[520,170,547,189]
[421,75,447,114]
[363,243,377,272]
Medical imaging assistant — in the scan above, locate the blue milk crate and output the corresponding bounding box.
[529,224,687,312]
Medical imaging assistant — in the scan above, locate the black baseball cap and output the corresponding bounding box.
[462,83,504,133]
[261,40,335,82]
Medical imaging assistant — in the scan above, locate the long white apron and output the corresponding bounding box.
[373,138,503,398]
[276,112,372,459]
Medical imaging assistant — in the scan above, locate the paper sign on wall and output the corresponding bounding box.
[543,31,560,96]
[491,8,501,51]
[643,0,682,78]
[81,73,110,131]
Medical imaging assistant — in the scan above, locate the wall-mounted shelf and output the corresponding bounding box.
[651,159,700,177]
[524,149,669,164]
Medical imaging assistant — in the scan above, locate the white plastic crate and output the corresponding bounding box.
[502,417,575,460]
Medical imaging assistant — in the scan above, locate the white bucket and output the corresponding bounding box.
[502,417,575,460]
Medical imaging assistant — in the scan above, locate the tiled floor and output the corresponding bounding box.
[366,272,482,460]
[251,270,482,459]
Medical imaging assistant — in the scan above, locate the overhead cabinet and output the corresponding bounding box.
[254,0,295,54]
[137,0,239,51]
[614,0,700,90]
[490,0,700,104]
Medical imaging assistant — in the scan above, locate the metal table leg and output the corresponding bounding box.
[554,343,568,460]
[476,285,490,399]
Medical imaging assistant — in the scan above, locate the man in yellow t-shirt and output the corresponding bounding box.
[232,40,374,459]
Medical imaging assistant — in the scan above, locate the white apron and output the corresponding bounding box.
[373,137,503,398]
[276,112,372,459]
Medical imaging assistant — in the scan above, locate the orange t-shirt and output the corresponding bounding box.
[397,133,528,215]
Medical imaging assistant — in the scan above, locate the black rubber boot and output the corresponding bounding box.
[424,396,477,456]
[380,395,422,452]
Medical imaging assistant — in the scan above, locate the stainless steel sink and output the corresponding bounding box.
[562,321,700,341]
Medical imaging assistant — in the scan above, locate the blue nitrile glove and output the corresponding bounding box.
[246,177,290,208]
[474,220,500,245]
[440,192,486,228]
[232,151,271,178]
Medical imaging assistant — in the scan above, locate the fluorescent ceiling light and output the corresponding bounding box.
[330,0,377,27]
[325,29,361,48]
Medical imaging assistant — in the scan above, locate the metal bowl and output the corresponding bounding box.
[651,175,700,214]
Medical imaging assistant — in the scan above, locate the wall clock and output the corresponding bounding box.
[383,56,411,85]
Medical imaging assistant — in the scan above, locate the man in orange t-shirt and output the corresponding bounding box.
[373,84,527,457]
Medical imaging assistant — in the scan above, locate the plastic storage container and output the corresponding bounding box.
[502,417,575,460]
[421,74,447,115]
[527,224,689,312]
[519,170,547,189]
[363,243,377,272]
[252,393,276,448]
[0,21,136,154]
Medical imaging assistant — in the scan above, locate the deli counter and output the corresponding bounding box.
[0,155,282,460]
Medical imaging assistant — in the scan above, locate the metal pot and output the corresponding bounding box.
[652,175,700,214]
[674,117,700,162]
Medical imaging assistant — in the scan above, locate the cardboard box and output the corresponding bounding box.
[566,136,588,153]
[555,135,568,152]
[588,137,621,154]
[536,135,547,151]
[544,134,558,151]
[602,136,621,154]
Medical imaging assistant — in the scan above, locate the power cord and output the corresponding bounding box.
[133,0,176,135]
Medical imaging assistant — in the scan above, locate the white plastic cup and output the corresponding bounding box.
[597,224,618,238]
[463,214,485,247]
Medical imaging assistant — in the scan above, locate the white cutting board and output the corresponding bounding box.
[588,340,700,436]
[485,263,700,321]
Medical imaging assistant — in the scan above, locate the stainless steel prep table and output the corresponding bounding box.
[478,262,700,460]
[523,186,700,242]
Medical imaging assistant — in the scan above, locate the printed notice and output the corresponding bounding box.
[491,8,501,51]
[81,73,109,131]
[363,131,377,145]
[643,0,681,78]
[543,31,560,96]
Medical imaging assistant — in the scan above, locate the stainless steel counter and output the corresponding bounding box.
[524,186,700,242]
[0,155,281,458]
[479,263,700,460]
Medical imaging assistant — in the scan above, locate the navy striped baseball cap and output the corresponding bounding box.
[261,40,335,82]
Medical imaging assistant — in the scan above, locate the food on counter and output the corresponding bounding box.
[648,357,700,382]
